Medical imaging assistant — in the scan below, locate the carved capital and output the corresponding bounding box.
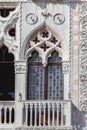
[15,61,28,74]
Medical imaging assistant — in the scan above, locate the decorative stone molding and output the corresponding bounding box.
[68,2,72,103]
[62,61,70,73]
[79,2,87,111]
[15,61,28,74]
[41,9,50,18]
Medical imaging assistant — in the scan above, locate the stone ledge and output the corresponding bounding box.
[0,125,73,130]
[15,126,73,130]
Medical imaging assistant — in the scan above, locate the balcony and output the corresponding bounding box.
[0,100,72,130]
[0,101,15,125]
[20,100,72,130]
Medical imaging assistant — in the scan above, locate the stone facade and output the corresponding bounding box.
[0,0,87,130]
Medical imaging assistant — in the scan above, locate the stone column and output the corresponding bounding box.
[39,103,41,126]
[43,103,46,126]
[48,103,50,126]
[25,103,28,126]
[57,103,59,126]
[61,103,64,126]
[66,101,71,126]
[34,103,37,126]
[9,107,12,124]
[52,103,55,126]
[62,61,70,100]
[14,60,28,125]
[30,103,33,126]
[4,107,7,124]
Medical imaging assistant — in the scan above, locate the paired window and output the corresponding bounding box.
[27,51,63,100]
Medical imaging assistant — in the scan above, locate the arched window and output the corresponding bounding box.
[0,45,15,100]
[47,51,63,100]
[27,51,63,100]
[26,26,63,100]
[27,51,44,100]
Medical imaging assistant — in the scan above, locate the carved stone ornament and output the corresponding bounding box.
[22,23,63,67]
[0,5,20,58]
[15,62,28,74]
[62,62,70,73]
[79,2,87,111]
[41,9,49,18]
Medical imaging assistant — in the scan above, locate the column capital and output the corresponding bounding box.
[14,60,28,74]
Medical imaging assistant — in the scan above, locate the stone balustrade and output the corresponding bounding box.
[22,100,71,127]
[0,101,15,124]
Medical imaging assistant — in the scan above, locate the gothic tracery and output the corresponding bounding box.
[25,26,62,66]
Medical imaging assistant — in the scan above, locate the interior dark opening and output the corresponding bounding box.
[0,45,15,100]
[8,27,15,37]
[0,8,15,17]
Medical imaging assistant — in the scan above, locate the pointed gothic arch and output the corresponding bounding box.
[23,23,64,100]
[21,22,63,66]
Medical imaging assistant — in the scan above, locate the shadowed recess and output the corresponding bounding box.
[0,45,15,100]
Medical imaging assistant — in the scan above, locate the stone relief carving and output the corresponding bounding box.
[79,3,87,111]
[15,64,27,74]
[62,62,70,73]
[0,5,20,58]
[41,8,49,18]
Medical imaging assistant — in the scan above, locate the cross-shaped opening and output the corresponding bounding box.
[51,37,58,44]
[41,31,49,38]
[33,37,40,44]
[41,44,49,51]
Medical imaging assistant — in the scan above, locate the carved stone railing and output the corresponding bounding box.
[21,100,71,127]
[0,101,15,124]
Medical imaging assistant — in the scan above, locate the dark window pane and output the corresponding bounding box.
[0,46,15,100]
